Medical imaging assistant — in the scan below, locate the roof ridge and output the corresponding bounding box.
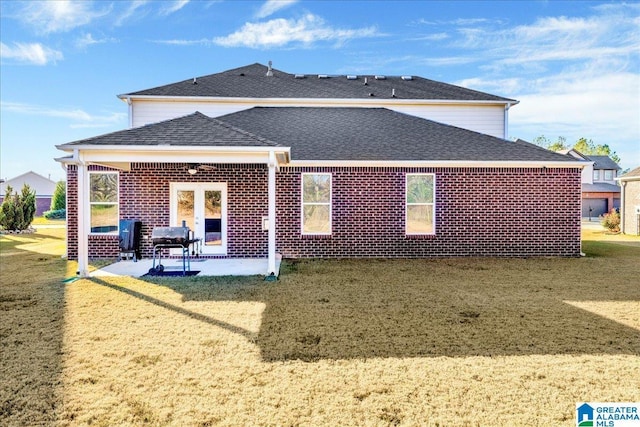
[205,113,282,147]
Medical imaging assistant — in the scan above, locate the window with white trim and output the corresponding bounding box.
[301,173,331,234]
[604,170,613,180]
[89,172,119,233]
[406,173,435,235]
[593,170,600,181]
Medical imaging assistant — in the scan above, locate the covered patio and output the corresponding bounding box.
[56,112,290,279]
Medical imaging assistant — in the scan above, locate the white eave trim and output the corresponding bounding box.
[118,94,519,107]
[56,144,289,153]
[55,145,290,165]
[285,160,585,169]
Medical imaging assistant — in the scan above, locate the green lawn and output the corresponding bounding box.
[1,226,638,426]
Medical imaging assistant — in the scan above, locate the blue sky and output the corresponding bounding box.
[1,0,638,182]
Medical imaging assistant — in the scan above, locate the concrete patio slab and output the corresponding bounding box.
[91,255,281,278]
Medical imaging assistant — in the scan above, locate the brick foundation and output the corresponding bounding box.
[66,164,582,260]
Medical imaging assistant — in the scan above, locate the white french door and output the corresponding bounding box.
[170,183,227,255]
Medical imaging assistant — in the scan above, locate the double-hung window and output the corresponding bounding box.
[406,173,435,235]
[604,170,613,181]
[89,172,119,233]
[301,173,331,235]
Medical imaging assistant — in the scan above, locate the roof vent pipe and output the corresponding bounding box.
[193,77,197,85]
[392,88,396,98]
[266,60,273,77]
[364,77,368,86]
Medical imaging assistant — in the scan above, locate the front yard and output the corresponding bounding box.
[1,225,638,426]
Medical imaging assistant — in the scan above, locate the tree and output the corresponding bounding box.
[0,184,36,231]
[532,135,621,165]
[532,135,569,151]
[573,138,621,164]
[50,181,66,211]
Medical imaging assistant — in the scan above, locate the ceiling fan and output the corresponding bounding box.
[184,163,217,175]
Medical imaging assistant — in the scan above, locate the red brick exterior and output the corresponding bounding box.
[276,167,581,258]
[66,163,269,260]
[66,164,582,260]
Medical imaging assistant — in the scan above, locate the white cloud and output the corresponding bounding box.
[255,0,298,19]
[115,0,150,26]
[214,14,379,48]
[1,101,125,127]
[508,71,640,168]
[159,0,190,16]
[75,33,118,50]
[0,42,63,65]
[17,0,110,34]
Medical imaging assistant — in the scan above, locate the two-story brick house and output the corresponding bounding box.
[56,63,585,277]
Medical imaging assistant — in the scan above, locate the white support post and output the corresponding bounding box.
[76,160,90,277]
[267,151,277,276]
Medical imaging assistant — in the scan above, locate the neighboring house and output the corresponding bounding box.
[563,149,621,217]
[617,166,640,235]
[56,62,585,277]
[0,171,57,216]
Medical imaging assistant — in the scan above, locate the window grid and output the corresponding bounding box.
[89,172,119,234]
[406,173,436,235]
[301,173,332,235]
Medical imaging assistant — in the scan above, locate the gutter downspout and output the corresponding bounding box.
[124,96,133,129]
[504,102,511,140]
[266,151,277,279]
[619,180,626,234]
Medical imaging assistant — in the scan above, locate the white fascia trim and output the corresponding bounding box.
[57,144,290,154]
[56,145,291,165]
[118,94,518,107]
[286,160,586,169]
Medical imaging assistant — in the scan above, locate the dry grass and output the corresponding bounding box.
[1,226,639,426]
[0,227,68,425]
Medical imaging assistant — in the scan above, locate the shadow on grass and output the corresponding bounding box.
[90,277,256,341]
[0,230,67,424]
[146,241,640,362]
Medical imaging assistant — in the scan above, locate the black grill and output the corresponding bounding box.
[151,226,191,246]
[149,226,200,276]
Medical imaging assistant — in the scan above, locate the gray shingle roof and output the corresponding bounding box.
[217,107,574,162]
[123,63,516,102]
[587,155,620,170]
[58,112,280,148]
[59,108,577,163]
[582,183,620,192]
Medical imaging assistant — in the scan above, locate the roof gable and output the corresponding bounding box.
[0,171,57,195]
[58,112,280,148]
[586,155,620,170]
[123,63,516,103]
[620,166,640,179]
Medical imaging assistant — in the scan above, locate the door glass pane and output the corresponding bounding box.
[204,190,222,246]
[177,190,194,231]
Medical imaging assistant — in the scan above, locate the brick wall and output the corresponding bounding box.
[276,166,582,258]
[66,163,269,260]
[66,164,582,260]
